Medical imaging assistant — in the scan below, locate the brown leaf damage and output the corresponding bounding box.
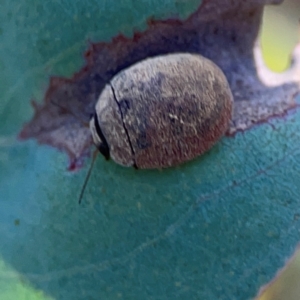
[19,0,300,169]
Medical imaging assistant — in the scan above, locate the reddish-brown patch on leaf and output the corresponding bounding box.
[226,100,300,137]
[19,0,300,169]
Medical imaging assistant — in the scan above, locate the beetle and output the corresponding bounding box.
[79,53,233,202]
[90,53,233,169]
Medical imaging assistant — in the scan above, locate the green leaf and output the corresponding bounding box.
[1,0,300,300]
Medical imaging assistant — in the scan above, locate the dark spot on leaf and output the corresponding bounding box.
[294,214,300,221]
[231,32,237,42]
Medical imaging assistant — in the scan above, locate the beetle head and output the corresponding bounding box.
[89,112,110,160]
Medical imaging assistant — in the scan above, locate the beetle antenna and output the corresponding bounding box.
[50,99,98,203]
[50,99,90,128]
[78,149,99,204]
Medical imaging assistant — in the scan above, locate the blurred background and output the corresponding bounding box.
[261,0,299,72]
[259,0,300,299]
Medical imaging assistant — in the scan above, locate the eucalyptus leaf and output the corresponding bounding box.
[1,0,300,300]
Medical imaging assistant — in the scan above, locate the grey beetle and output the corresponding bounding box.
[89,53,233,169]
